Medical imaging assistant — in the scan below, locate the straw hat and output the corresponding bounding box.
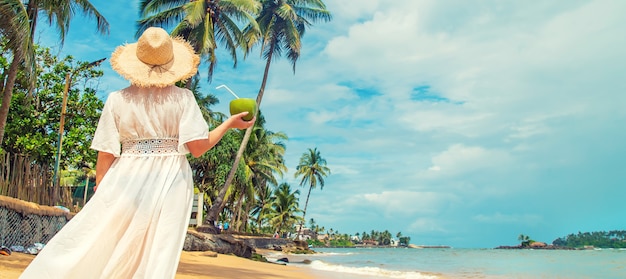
[110,27,200,88]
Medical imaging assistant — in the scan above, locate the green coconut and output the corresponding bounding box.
[229,98,256,121]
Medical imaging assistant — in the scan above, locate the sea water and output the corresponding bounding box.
[273,247,626,279]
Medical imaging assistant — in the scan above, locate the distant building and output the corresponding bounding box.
[390,238,399,247]
[362,239,378,246]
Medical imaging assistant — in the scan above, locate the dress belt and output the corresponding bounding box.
[121,138,179,155]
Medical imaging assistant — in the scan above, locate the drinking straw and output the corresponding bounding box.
[216,85,240,99]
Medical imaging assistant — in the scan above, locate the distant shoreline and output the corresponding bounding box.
[310,244,451,249]
[495,245,579,250]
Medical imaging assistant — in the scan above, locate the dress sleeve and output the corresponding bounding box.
[178,89,209,154]
[90,92,121,157]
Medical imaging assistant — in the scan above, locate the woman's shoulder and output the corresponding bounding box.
[102,89,125,103]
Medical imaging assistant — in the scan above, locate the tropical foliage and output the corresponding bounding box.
[552,230,626,248]
[137,0,260,80]
[185,78,299,235]
[294,147,330,237]
[306,225,412,248]
[0,43,104,169]
[264,182,302,235]
[518,234,533,247]
[0,0,108,144]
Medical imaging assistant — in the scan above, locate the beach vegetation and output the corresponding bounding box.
[189,108,290,233]
[294,147,331,239]
[0,43,104,208]
[0,44,104,170]
[0,0,109,145]
[305,227,411,248]
[552,230,626,248]
[137,0,261,81]
[264,182,303,235]
[250,252,268,262]
[518,234,534,247]
[232,117,288,232]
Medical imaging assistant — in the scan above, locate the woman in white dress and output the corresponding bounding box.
[20,27,255,279]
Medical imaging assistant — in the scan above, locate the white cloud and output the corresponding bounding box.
[407,217,448,234]
[473,212,543,225]
[428,144,512,175]
[358,190,458,216]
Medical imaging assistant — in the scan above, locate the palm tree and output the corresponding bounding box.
[293,147,330,239]
[137,0,260,81]
[209,0,331,226]
[0,0,33,145]
[518,234,531,247]
[380,230,392,245]
[249,183,273,233]
[228,113,287,232]
[266,182,302,235]
[0,0,109,144]
[185,75,223,122]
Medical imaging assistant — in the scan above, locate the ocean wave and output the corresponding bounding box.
[309,260,439,279]
[314,251,355,256]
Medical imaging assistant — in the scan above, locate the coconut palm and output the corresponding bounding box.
[225,114,287,232]
[0,0,33,145]
[0,0,109,144]
[184,75,224,127]
[293,147,330,239]
[518,234,532,247]
[249,183,273,233]
[241,125,287,228]
[266,182,302,235]
[137,0,260,81]
[208,0,331,225]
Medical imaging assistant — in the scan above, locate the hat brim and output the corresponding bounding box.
[110,37,200,88]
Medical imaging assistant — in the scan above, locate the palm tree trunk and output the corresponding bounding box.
[242,200,252,233]
[0,52,23,144]
[296,185,313,240]
[205,42,275,226]
[256,202,266,232]
[24,1,38,98]
[233,191,245,231]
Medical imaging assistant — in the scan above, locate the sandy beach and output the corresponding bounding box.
[0,250,316,279]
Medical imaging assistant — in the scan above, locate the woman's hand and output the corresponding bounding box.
[228,112,256,130]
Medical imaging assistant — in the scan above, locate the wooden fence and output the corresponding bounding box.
[0,152,73,209]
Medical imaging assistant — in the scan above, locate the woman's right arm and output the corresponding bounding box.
[186,112,255,158]
[95,151,116,191]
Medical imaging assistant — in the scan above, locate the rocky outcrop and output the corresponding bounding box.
[240,236,294,250]
[495,244,577,250]
[183,230,312,258]
[530,241,547,248]
[183,230,255,258]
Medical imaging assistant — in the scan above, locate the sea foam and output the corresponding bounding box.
[309,260,439,279]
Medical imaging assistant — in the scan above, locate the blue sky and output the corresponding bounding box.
[39,0,626,248]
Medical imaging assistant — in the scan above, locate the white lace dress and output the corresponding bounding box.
[20,85,209,279]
